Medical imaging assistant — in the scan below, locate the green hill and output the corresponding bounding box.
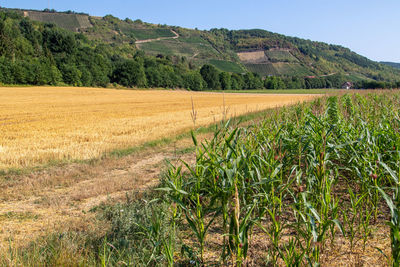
[84,15,400,81]
[25,11,91,31]
[381,61,400,69]
[0,7,399,90]
[1,8,92,32]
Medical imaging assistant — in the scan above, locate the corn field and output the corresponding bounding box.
[158,91,400,266]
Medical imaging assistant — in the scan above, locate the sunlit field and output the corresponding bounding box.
[0,87,316,169]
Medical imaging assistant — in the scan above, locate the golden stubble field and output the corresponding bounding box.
[0,87,317,169]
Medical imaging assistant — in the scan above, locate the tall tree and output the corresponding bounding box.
[200,64,220,90]
[219,72,231,90]
[112,59,147,87]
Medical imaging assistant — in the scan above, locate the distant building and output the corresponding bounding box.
[342,82,353,90]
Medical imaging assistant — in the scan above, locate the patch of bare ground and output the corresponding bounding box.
[0,133,202,251]
[178,219,390,266]
[237,51,269,64]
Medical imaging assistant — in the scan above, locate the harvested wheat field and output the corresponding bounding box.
[0,87,316,169]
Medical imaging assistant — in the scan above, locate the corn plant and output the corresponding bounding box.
[228,185,257,266]
[378,160,400,266]
[278,238,305,266]
[379,187,400,266]
[342,187,366,250]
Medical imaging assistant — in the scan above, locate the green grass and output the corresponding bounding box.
[209,59,244,73]
[179,36,207,44]
[244,62,313,76]
[346,72,372,81]
[0,84,34,87]
[272,62,313,76]
[265,50,298,62]
[244,63,278,76]
[26,11,91,31]
[139,38,220,59]
[139,39,194,56]
[124,28,175,40]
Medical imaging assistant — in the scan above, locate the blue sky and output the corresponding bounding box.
[2,0,399,62]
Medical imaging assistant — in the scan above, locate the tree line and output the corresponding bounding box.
[198,66,400,90]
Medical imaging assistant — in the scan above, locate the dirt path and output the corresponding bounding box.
[0,135,200,250]
[135,30,179,44]
[191,52,199,59]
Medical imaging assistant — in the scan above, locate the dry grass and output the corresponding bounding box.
[0,138,197,250]
[237,51,269,63]
[0,87,316,169]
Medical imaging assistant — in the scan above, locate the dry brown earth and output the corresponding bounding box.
[237,51,269,63]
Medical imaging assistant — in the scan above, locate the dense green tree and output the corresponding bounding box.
[200,64,220,89]
[0,17,18,58]
[145,66,163,88]
[264,76,286,89]
[42,27,76,54]
[76,47,111,87]
[19,18,36,43]
[47,64,63,85]
[243,72,263,89]
[305,77,326,89]
[112,59,147,87]
[231,73,244,90]
[283,77,306,89]
[60,63,82,86]
[253,75,264,89]
[184,71,205,91]
[219,72,231,90]
[0,57,14,83]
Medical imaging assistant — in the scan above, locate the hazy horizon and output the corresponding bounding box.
[2,0,399,63]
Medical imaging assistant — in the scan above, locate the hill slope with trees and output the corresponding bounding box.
[0,8,399,90]
[381,61,400,69]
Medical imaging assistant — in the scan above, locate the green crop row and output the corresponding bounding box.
[124,28,175,40]
[209,59,244,73]
[265,50,298,63]
[244,63,278,76]
[159,91,400,265]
